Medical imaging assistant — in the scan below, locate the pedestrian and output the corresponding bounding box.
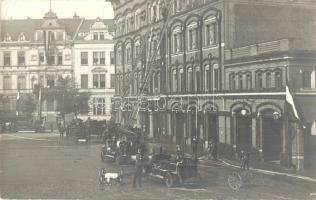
[50,123,54,133]
[208,139,217,161]
[175,145,184,184]
[240,150,250,170]
[192,136,198,158]
[132,149,143,188]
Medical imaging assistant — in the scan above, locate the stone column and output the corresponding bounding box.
[257,116,264,162]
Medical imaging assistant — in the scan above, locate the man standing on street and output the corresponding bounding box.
[133,149,143,188]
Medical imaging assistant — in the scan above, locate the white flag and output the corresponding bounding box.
[286,85,300,120]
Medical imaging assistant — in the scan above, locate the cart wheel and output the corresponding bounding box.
[165,173,174,188]
[99,169,105,185]
[228,172,242,191]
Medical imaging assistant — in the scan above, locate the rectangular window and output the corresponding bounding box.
[195,68,201,92]
[230,75,236,90]
[110,74,115,88]
[302,71,312,89]
[100,32,104,40]
[93,74,99,88]
[100,74,105,88]
[48,52,55,65]
[100,52,105,65]
[93,52,105,65]
[81,52,88,65]
[110,51,115,65]
[18,51,25,66]
[39,75,44,86]
[4,52,11,66]
[81,74,88,89]
[46,75,55,88]
[56,32,63,41]
[93,33,98,40]
[39,52,44,64]
[93,74,105,88]
[93,97,106,115]
[37,31,43,41]
[57,52,63,65]
[17,76,26,89]
[3,76,11,89]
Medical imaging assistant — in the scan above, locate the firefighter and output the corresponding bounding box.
[240,150,250,170]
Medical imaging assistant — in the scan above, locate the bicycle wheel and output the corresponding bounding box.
[228,172,242,191]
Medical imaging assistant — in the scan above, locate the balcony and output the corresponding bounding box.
[225,38,292,61]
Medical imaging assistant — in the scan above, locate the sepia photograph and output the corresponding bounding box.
[0,0,316,199]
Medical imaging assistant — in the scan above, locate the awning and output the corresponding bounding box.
[294,95,316,123]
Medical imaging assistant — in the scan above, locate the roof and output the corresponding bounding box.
[0,17,113,42]
[79,19,114,33]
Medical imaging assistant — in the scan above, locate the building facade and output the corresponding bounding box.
[73,18,115,121]
[109,0,316,170]
[0,10,115,124]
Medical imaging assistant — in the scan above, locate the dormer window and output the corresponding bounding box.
[93,32,98,40]
[4,33,11,42]
[100,32,104,40]
[18,33,26,41]
[56,32,64,41]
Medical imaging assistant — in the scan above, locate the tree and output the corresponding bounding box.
[34,76,90,116]
[17,94,37,118]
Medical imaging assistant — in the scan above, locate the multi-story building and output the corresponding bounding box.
[73,18,115,120]
[109,0,316,170]
[0,10,115,124]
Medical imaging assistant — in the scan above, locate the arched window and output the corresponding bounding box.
[230,74,236,90]
[204,16,217,47]
[134,72,138,95]
[187,21,198,50]
[213,64,219,90]
[266,71,272,88]
[275,70,282,88]
[238,74,243,89]
[187,67,193,92]
[172,25,183,53]
[172,69,178,92]
[195,66,201,92]
[246,72,252,89]
[256,71,263,89]
[179,68,185,93]
[204,65,210,92]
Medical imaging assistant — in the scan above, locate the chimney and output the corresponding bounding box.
[73,12,79,19]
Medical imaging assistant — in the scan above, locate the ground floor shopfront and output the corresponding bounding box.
[113,92,314,171]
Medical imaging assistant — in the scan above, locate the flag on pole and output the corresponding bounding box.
[285,85,300,120]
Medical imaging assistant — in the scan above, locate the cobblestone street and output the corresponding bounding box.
[0,133,315,200]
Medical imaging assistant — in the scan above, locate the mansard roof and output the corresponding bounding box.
[0,18,83,42]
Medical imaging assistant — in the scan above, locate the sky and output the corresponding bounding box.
[1,0,114,20]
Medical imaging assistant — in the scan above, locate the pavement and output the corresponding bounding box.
[0,132,315,200]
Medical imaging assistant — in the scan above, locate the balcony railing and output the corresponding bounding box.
[225,38,292,60]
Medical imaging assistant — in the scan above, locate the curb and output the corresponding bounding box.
[199,157,316,183]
